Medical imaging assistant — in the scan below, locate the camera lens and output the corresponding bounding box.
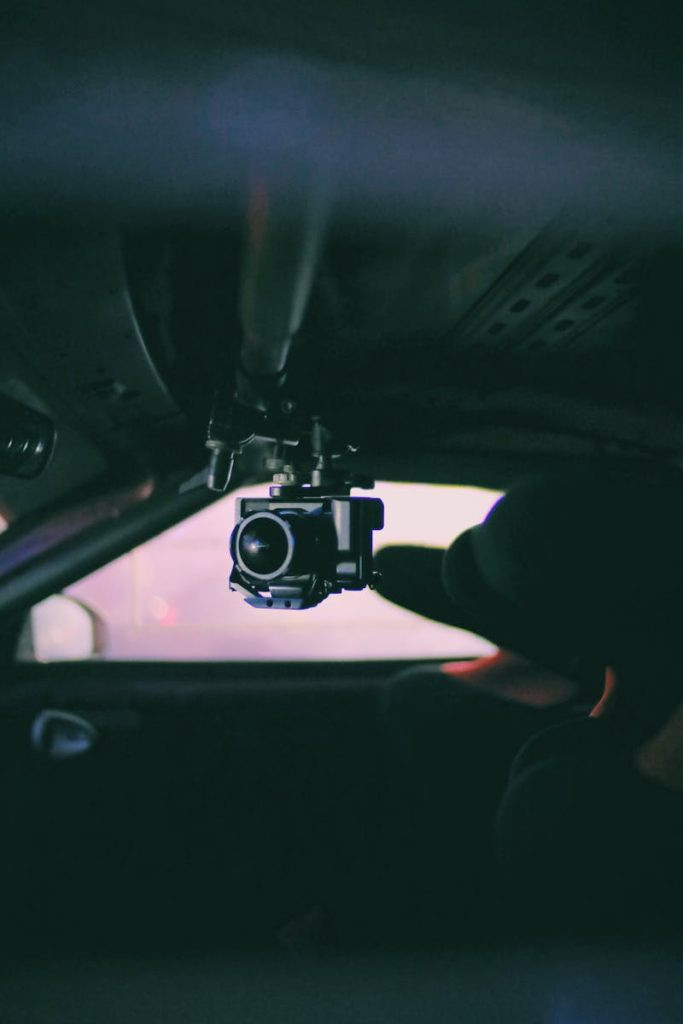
[235,513,293,579]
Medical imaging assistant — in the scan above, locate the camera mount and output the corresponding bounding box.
[204,176,384,609]
[225,413,383,610]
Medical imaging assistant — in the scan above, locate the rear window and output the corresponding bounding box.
[27,482,501,662]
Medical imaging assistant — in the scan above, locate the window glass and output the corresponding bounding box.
[28,482,502,662]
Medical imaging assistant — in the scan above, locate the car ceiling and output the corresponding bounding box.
[2,1,683,534]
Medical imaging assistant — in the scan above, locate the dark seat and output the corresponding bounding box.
[373,472,683,939]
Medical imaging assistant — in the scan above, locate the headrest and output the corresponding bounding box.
[376,473,683,690]
[444,474,683,666]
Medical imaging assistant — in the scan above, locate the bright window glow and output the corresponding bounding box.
[38,482,502,662]
[29,595,96,662]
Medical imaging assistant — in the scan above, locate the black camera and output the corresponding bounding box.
[229,494,384,609]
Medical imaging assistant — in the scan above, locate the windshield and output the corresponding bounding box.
[25,482,501,662]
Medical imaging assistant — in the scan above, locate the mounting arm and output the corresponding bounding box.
[206,178,327,491]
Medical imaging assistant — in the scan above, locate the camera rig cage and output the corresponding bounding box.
[230,489,384,610]
[217,414,384,610]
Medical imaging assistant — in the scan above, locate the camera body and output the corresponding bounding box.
[230,493,384,609]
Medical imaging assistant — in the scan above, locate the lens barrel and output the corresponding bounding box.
[233,508,334,583]
[233,512,294,580]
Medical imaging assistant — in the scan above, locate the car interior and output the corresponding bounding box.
[1,2,683,1021]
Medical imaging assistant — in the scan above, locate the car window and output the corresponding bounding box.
[23,482,501,662]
